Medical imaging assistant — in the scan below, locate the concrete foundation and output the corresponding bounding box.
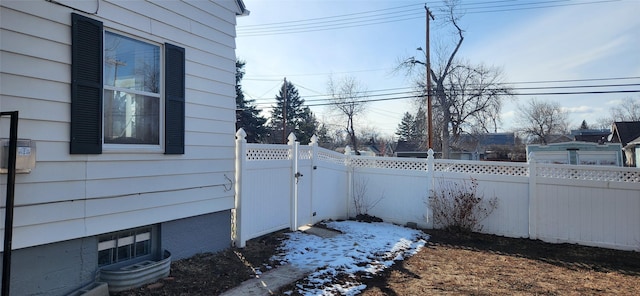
[0,210,231,295]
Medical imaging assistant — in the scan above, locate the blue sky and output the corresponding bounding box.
[235,0,640,138]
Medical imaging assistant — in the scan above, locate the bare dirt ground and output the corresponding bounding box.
[116,227,640,296]
[360,229,640,296]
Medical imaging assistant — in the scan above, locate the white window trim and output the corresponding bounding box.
[102,30,165,154]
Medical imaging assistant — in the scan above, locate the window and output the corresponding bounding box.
[98,227,153,267]
[103,32,161,145]
[70,13,185,155]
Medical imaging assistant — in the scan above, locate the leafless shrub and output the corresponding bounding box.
[353,177,384,220]
[428,177,498,233]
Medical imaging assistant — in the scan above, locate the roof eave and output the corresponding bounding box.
[235,0,250,16]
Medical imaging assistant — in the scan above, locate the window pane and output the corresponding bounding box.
[97,227,153,267]
[135,240,150,258]
[104,32,160,93]
[98,249,113,266]
[117,245,132,262]
[135,230,151,258]
[104,90,159,144]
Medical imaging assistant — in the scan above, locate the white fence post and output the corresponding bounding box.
[345,146,353,219]
[425,149,435,225]
[528,152,537,240]
[233,128,247,247]
[288,133,299,231]
[309,135,318,224]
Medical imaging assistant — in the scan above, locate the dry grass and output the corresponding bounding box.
[116,227,640,295]
[360,229,640,296]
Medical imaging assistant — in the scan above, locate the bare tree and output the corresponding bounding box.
[398,0,512,158]
[446,62,512,143]
[515,99,569,144]
[425,1,463,159]
[327,75,368,154]
[595,97,640,128]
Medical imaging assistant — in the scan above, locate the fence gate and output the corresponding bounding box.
[234,130,315,247]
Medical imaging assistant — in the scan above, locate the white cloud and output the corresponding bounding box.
[562,105,601,114]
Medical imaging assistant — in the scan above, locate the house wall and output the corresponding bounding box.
[0,0,238,250]
[161,211,231,260]
[0,212,231,296]
[0,237,98,296]
[1,0,240,293]
[527,142,623,166]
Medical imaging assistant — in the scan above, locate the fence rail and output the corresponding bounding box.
[233,129,640,251]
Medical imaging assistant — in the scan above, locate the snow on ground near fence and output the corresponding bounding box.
[271,221,428,296]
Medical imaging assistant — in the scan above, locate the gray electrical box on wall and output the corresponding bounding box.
[1,138,36,174]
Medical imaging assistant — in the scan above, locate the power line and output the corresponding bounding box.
[237,0,619,37]
[252,78,640,103]
[245,67,393,79]
[237,1,556,30]
[243,76,640,113]
[304,89,640,107]
[248,78,640,103]
[238,3,420,28]
[238,8,420,32]
[506,76,640,85]
[246,71,640,86]
[238,15,424,37]
[250,87,640,108]
[464,0,619,15]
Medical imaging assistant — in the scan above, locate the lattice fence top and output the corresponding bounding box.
[242,143,640,183]
[317,149,347,165]
[299,146,313,160]
[434,161,529,176]
[350,157,429,171]
[246,146,290,161]
[537,165,640,182]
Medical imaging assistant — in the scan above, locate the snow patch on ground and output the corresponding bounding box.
[272,220,428,295]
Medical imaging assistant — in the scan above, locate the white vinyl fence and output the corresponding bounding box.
[233,129,640,251]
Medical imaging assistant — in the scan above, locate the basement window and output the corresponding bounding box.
[98,227,153,267]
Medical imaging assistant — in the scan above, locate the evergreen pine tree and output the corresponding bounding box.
[235,60,267,143]
[579,120,590,130]
[268,80,317,144]
[396,112,415,141]
[395,107,427,145]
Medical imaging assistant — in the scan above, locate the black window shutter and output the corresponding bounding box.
[70,13,103,154]
[164,43,186,154]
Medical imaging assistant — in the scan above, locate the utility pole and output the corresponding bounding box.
[282,77,287,143]
[425,4,435,149]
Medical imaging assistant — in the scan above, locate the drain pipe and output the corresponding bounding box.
[1,111,19,296]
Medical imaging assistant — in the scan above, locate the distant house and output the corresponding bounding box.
[337,138,394,157]
[610,121,640,166]
[526,142,623,166]
[540,134,574,144]
[394,133,524,161]
[0,1,247,295]
[625,136,640,168]
[341,144,382,157]
[570,129,610,143]
[454,133,523,161]
[394,141,430,158]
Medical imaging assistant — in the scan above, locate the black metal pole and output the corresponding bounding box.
[1,111,19,296]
